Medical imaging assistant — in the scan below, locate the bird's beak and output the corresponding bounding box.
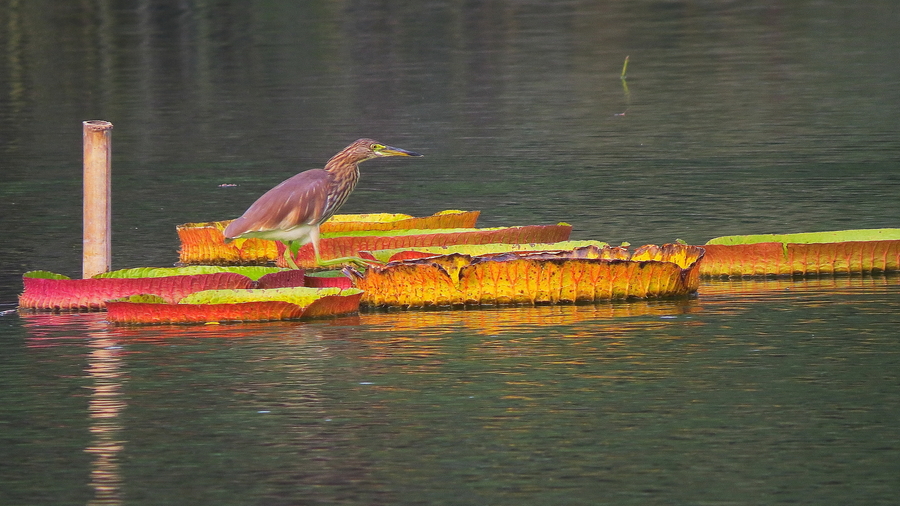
[379,145,423,157]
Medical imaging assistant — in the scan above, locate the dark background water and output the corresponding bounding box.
[2,1,898,301]
[1,1,899,505]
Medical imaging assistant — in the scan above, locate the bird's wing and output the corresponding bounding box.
[224,169,335,238]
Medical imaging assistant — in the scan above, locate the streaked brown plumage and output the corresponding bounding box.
[224,138,422,268]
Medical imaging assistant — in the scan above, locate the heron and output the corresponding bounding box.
[223,138,422,268]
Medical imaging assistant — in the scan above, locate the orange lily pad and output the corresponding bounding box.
[345,243,703,308]
[176,210,480,265]
[106,287,363,324]
[700,228,900,276]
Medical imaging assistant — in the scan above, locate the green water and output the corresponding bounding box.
[3,278,899,504]
[1,0,899,504]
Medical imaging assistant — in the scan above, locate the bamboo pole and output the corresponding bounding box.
[83,120,113,278]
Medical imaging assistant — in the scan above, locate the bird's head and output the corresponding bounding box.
[341,138,423,164]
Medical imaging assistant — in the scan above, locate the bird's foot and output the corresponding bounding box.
[315,255,384,269]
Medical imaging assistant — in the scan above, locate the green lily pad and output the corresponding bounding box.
[93,265,286,281]
[179,286,361,306]
[706,228,900,246]
[23,270,71,280]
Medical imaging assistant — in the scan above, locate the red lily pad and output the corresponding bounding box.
[304,270,354,289]
[18,266,303,312]
[105,287,363,324]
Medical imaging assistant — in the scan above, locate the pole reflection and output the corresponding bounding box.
[85,326,125,506]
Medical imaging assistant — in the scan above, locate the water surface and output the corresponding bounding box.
[1,1,899,504]
[4,278,899,504]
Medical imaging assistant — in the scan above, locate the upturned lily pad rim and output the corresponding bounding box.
[706,228,900,246]
[321,224,571,239]
[325,209,471,223]
[22,266,290,283]
[94,265,287,280]
[22,270,72,280]
[362,240,610,263]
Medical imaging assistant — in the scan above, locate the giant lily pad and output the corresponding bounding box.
[177,210,480,265]
[701,228,900,276]
[106,287,363,324]
[280,224,573,268]
[18,266,304,311]
[346,243,703,308]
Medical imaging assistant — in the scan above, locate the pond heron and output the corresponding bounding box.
[224,138,422,268]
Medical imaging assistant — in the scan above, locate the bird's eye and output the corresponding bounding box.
[371,143,385,151]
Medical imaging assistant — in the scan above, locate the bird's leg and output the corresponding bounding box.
[281,241,301,270]
[315,255,384,269]
[309,227,325,267]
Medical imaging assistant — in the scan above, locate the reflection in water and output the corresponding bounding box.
[19,313,100,346]
[108,320,378,498]
[699,275,900,300]
[85,327,125,506]
[16,274,896,347]
[360,298,700,334]
[20,314,128,505]
[11,273,900,504]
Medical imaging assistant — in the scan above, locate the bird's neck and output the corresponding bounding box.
[324,157,361,186]
[322,157,361,215]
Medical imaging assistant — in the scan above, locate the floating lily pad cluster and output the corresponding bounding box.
[18,266,356,323]
[18,206,900,325]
